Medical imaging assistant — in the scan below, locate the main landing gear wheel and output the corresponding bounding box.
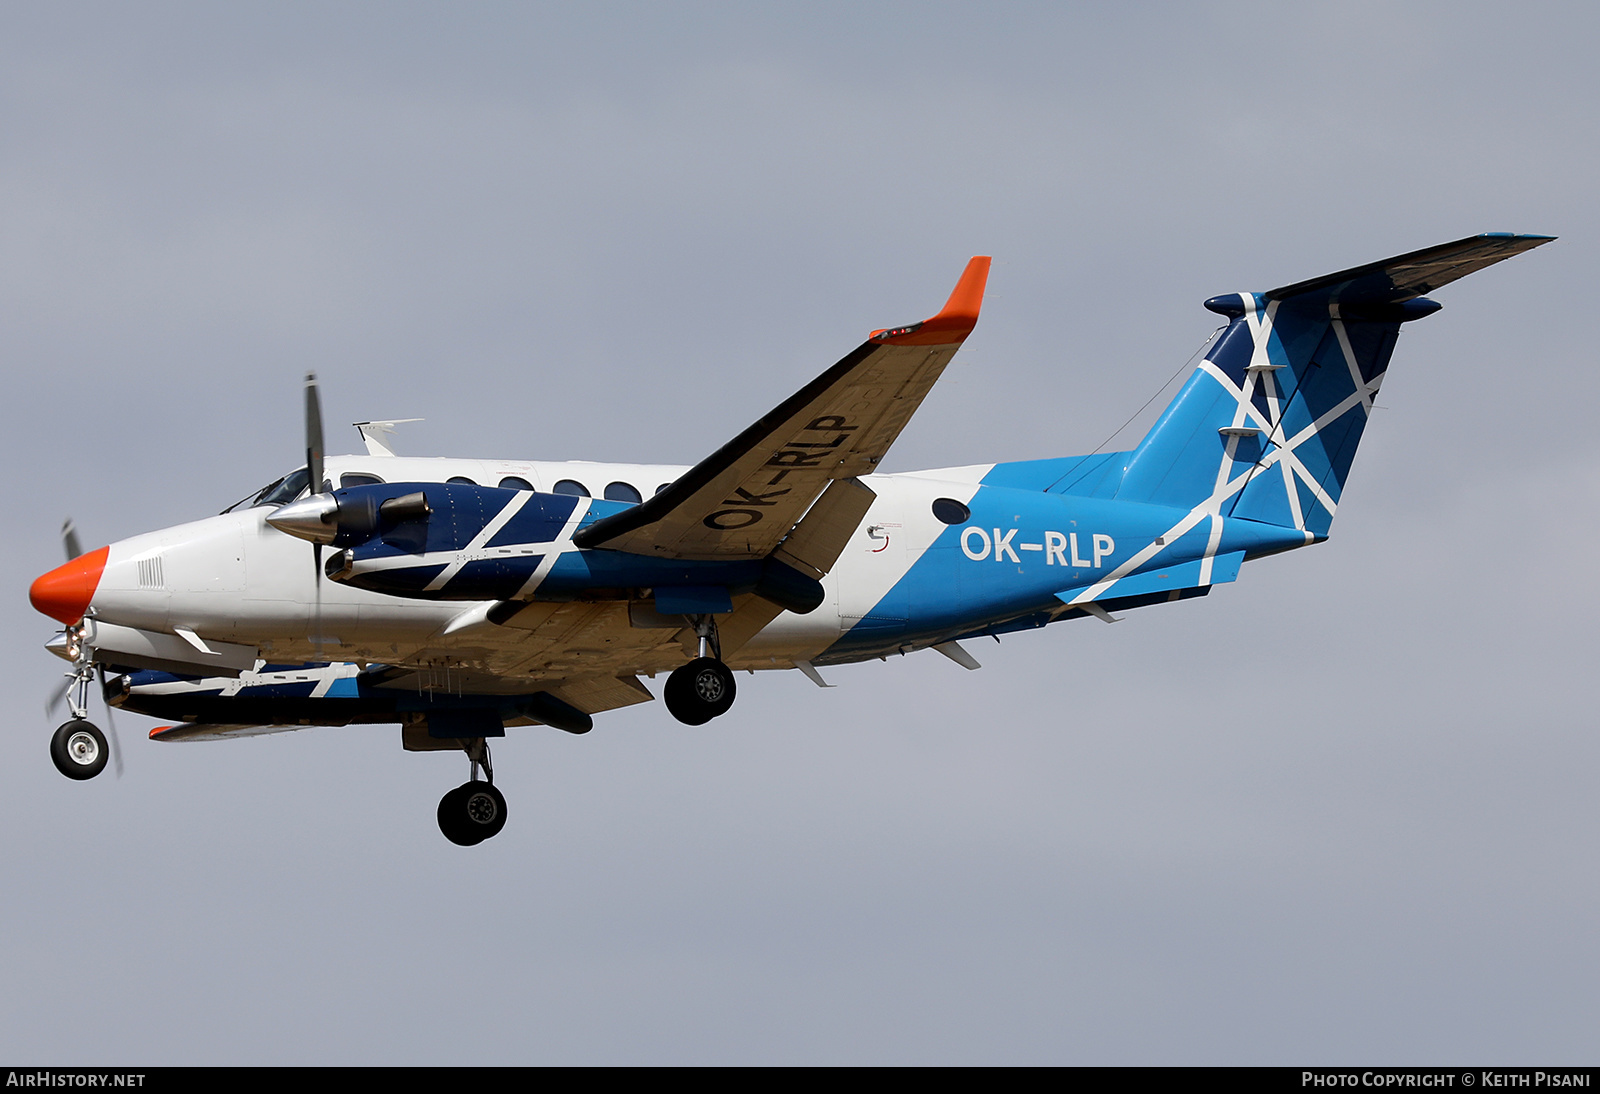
[50,719,108,781]
[437,781,507,846]
[663,657,737,726]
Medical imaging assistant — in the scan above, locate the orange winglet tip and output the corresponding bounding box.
[871,256,991,346]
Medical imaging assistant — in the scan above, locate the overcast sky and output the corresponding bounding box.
[1,2,1595,1065]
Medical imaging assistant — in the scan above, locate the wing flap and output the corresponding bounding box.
[546,673,654,716]
[770,476,878,578]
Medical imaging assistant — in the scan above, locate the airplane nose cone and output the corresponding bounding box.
[29,546,109,625]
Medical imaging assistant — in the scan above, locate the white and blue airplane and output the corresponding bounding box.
[30,234,1551,844]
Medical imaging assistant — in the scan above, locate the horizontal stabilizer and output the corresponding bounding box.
[1056,550,1245,607]
[1260,232,1553,307]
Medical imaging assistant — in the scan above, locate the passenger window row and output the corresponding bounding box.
[338,472,665,506]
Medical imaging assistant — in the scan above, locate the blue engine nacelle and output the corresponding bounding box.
[291,482,825,614]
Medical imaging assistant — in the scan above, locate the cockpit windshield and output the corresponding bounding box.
[221,467,312,514]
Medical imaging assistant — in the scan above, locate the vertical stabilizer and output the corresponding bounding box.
[1112,234,1552,537]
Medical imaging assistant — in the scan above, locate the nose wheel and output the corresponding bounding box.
[51,719,109,780]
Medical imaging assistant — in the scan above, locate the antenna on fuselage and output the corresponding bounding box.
[353,419,423,458]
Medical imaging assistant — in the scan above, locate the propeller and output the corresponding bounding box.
[270,374,431,648]
[46,518,124,777]
[97,664,125,778]
[304,372,326,653]
[45,674,71,717]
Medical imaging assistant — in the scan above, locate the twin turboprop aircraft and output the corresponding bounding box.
[30,234,1551,844]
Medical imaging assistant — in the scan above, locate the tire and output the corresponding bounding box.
[51,720,109,781]
[663,658,736,725]
[437,781,507,845]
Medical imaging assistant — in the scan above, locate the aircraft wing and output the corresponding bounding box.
[572,257,991,561]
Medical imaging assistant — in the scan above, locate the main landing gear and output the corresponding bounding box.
[437,738,507,846]
[663,658,737,725]
[662,614,738,726]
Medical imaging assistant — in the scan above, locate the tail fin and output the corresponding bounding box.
[1114,234,1552,535]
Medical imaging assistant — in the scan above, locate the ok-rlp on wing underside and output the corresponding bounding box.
[29,233,1552,844]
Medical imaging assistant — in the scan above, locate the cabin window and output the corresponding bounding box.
[655,483,672,496]
[552,480,590,497]
[254,468,311,508]
[499,476,534,491]
[341,473,386,488]
[604,481,642,505]
[447,476,478,486]
[932,498,970,525]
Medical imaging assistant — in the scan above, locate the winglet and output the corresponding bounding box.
[871,256,991,345]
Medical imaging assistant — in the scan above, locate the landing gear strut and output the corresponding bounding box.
[663,615,737,725]
[48,622,112,781]
[437,738,508,846]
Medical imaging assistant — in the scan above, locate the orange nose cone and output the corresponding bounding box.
[30,546,109,625]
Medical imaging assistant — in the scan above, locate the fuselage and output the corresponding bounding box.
[52,451,1309,685]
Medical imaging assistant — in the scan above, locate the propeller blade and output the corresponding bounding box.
[95,666,124,778]
[62,519,82,562]
[312,543,323,653]
[302,373,329,655]
[45,673,71,717]
[304,372,325,495]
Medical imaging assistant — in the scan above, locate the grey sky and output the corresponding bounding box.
[1,2,1594,1064]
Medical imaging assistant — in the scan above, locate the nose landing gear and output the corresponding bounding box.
[437,737,508,846]
[46,622,117,781]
